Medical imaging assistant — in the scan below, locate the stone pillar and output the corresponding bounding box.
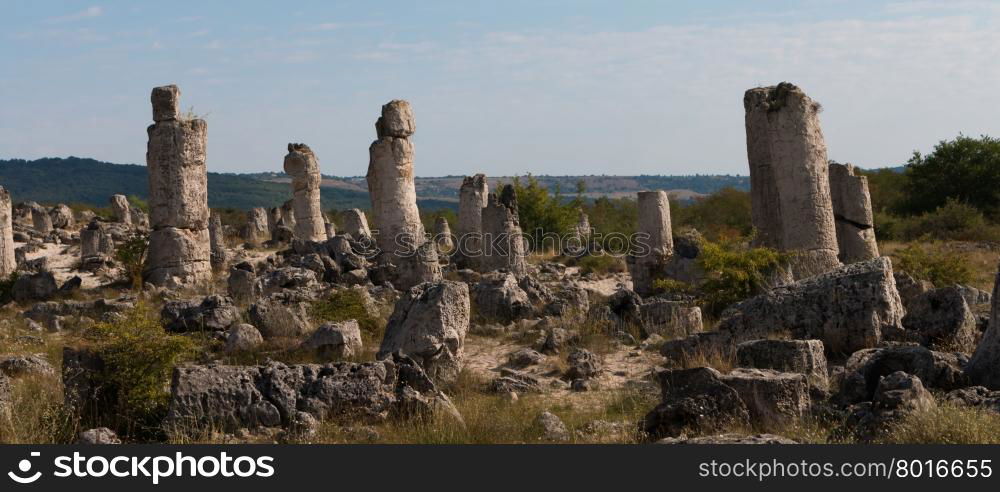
[454,174,488,269]
[110,195,131,225]
[829,163,879,263]
[480,184,528,277]
[209,212,226,269]
[80,220,114,271]
[283,143,326,242]
[626,190,673,296]
[30,203,53,234]
[744,82,840,279]
[434,217,454,252]
[244,207,269,245]
[366,100,425,258]
[50,204,75,230]
[324,213,335,239]
[0,187,15,277]
[341,209,371,240]
[144,85,211,286]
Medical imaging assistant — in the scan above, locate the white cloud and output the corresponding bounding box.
[45,6,103,24]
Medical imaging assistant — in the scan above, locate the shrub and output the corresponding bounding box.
[695,237,792,316]
[885,199,1000,242]
[903,134,1000,218]
[115,232,149,289]
[309,289,385,345]
[510,175,582,245]
[84,303,195,437]
[893,243,973,287]
[572,254,625,275]
[672,187,752,241]
[126,195,149,213]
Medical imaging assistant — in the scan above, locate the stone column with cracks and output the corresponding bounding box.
[283,143,327,242]
[626,190,673,296]
[829,162,879,263]
[480,184,528,277]
[144,85,211,286]
[209,211,227,269]
[744,82,841,279]
[341,209,372,241]
[0,187,15,277]
[454,174,488,269]
[110,195,131,226]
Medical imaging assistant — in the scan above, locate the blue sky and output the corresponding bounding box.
[2,0,1000,176]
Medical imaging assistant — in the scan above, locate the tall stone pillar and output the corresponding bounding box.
[283,143,326,242]
[744,82,840,279]
[144,85,211,286]
[110,194,131,225]
[366,100,425,258]
[829,163,879,263]
[626,190,673,296]
[434,217,454,252]
[244,207,270,245]
[209,212,227,269]
[454,174,488,269]
[481,184,528,277]
[0,187,15,277]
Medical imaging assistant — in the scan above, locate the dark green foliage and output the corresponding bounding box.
[309,289,384,345]
[672,187,752,241]
[583,196,638,236]
[903,135,1000,218]
[115,233,148,289]
[510,174,583,241]
[876,199,1000,242]
[84,303,195,438]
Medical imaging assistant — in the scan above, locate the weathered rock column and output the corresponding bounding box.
[80,220,114,271]
[243,207,269,245]
[209,212,227,269]
[967,264,1000,389]
[626,190,673,296]
[829,163,879,263]
[144,85,211,286]
[30,203,53,234]
[110,195,131,225]
[481,184,528,277]
[434,217,454,252]
[744,82,841,279]
[283,143,326,242]
[341,209,371,241]
[366,100,425,257]
[454,174,488,269]
[0,187,15,277]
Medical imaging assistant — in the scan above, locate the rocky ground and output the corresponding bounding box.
[4,203,1000,445]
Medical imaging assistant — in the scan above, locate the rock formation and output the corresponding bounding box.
[378,281,471,385]
[744,82,841,279]
[454,174,488,269]
[30,203,53,234]
[341,209,372,241]
[0,187,14,277]
[966,264,1000,389]
[828,162,879,263]
[434,217,454,252]
[208,212,226,269]
[110,195,131,225]
[244,207,269,245]
[80,220,115,271]
[626,191,673,296]
[49,204,75,230]
[283,143,326,242]
[366,100,425,257]
[480,184,528,277]
[144,85,211,286]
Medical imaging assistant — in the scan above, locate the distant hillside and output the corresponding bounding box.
[0,157,752,212]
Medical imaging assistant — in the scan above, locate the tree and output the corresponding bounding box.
[903,135,1000,218]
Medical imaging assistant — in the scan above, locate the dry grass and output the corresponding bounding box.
[879,403,1000,444]
[0,373,76,444]
[882,240,999,291]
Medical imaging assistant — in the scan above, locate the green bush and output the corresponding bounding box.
[510,175,583,242]
[310,289,384,344]
[572,254,625,275]
[672,187,752,241]
[84,303,195,437]
[115,232,149,289]
[903,134,1000,218]
[682,237,792,316]
[893,243,973,287]
[895,199,1000,242]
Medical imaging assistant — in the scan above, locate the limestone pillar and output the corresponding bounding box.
[366,100,425,258]
[744,82,840,279]
[244,207,269,245]
[0,187,15,277]
[110,195,131,225]
[626,190,673,296]
[829,163,879,263]
[341,209,372,240]
[434,217,454,252]
[480,184,528,277]
[144,85,211,286]
[283,143,326,242]
[454,174,488,269]
[209,212,227,269]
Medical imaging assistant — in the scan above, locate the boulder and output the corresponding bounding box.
[720,368,810,428]
[302,321,363,359]
[902,286,977,350]
[837,344,967,404]
[378,281,470,385]
[965,266,1000,389]
[0,354,56,378]
[657,433,797,445]
[565,348,601,380]
[248,294,312,338]
[839,371,935,442]
[736,339,829,393]
[12,271,58,303]
[163,353,460,434]
[716,257,904,355]
[224,324,264,353]
[642,367,749,440]
[639,299,703,338]
[534,411,570,442]
[472,272,532,323]
[161,295,241,333]
[77,428,121,445]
